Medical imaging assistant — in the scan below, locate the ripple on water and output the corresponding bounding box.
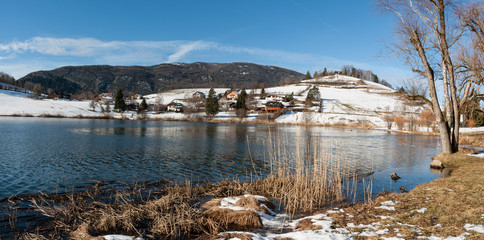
[0,118,442,200]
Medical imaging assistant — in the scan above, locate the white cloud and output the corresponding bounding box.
[167,41,213,62]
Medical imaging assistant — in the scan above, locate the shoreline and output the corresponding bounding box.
[0,113,442,136]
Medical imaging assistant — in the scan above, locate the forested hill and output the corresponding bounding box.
[18,62,304,95]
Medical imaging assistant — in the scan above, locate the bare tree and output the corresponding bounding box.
[402,78,428,98]
[456,2,484,124]
[419,108,436,132]
[32,83,43,97]
[378,0,469,154]
[382,114,395,130]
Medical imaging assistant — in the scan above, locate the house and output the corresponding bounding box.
[266,95,283,102]
[98,92,114,103]
[263,101,285,113]
[226,91,239,101]
[47,91,65,99]
[193,91,206,99]
[132,93,143,100]
[167,102,183,112]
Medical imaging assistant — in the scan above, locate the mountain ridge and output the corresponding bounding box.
[18,62,304,95]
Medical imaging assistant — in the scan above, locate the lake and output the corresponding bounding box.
[0,117,442,200]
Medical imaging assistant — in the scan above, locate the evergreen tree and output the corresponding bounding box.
[260,87,266,99]
[236,88,247,109]
[373,75,379,83]
[313,71,319,78]
[322,68,328,76]
[114,89,126,112]
[140,98,148,111]
[305,71,312,80]
[206,88,219,116]
[306,86,321,100]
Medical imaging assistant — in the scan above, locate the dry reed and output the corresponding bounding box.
[16,132,364,238]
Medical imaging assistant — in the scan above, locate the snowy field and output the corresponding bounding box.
[0,89,99,117]
[1,74,480,133]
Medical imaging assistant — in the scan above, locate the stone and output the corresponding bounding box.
[430,159,444,169]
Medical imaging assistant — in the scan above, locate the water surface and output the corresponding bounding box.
[0,117,442,200]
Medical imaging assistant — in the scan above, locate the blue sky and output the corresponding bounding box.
[0,0,412,87]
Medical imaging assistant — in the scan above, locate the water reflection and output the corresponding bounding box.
[0,117,442,200]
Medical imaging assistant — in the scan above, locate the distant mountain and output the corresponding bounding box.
[18,62,304,95]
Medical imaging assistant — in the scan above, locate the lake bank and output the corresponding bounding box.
[0,112,442,137]
[5,150,483,240]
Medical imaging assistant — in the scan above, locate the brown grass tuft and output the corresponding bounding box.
[234,196,272,214]
[216,232,254,240]
[296,218,323,231]
[204,208,262,231]
[70,223,103,240]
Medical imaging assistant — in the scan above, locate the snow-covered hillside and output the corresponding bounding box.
[0,89,99,117]
[0,74,430,130]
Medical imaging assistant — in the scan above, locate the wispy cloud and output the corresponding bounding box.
[0,37,411,86]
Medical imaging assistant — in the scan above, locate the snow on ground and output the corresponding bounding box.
[144,88,230,105]
[468,152,484,158]
[0,74,432,129]
[265,84,310,96]
[276,112,388,128]
[0,89,99,117]
[213,205,477,240]
[460,126,484,133]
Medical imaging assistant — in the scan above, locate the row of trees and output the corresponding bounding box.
[379,0,484,154]
[382,108,436,132]
[304,67,393,89]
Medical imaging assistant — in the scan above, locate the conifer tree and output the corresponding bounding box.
[306,86,321,101]
[236,88,247,109]
[305,71,312,79]
[114,89,126,112]
[140,98,148,111]
[206,88,219,116]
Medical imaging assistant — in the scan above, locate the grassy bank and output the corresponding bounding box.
[324,151,484,239]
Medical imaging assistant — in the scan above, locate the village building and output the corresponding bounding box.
[167,102,183,112]
[98,92,114,103]
[226,91,239,101]
[192,91,206,99]
[47,91,69,99]
[131,93,143,100]
[261,101,285,113]
[266,95,283,102]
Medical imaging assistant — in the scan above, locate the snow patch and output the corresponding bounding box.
[103,235,144,240]
[464,224,484,233]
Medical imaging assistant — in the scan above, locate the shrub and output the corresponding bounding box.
[394,115,405,130]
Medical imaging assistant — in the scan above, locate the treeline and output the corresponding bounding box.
[0,72,16,85]
[307,66,393,89]
[340,65,392,88]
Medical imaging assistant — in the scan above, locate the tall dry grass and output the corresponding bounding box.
[17,132,368,238]
[253,132,358,215]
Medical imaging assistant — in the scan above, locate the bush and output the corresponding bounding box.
[394,115,405,130]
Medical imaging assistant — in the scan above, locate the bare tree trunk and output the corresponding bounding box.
[412,30,454,154]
